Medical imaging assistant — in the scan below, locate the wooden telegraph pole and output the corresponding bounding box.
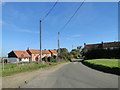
[58,32,60,61]
[40,20,42,63]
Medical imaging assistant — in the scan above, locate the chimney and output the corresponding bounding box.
[27,47,30,50]
[101,41,103,44]
[101,41,103,47]
[84,43,86,46]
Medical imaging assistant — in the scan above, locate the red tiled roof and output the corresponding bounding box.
[49,50,57,53]
[84,41,120,49]
[13,50,31,58]
[42,50,51,54]
[28,49,40,54]
[27,49,50,54]
[84,44,101,48]
[103,42,120,45]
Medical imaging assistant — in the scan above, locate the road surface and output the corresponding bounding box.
[21,62,118,88]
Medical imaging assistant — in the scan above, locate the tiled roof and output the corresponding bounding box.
[84,44,101,49]
[13,50,31,58]
[103,42,120,45]
[84,41,120,49]
[27,49,50,54]
[49,50,57,53]
[42,50,51,54]
[27,49,40,54]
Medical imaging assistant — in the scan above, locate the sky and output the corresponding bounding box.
[2,2,118,57]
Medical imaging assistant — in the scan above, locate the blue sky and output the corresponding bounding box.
[2,2,118,57]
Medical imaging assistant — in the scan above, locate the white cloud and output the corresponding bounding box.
[3,21,39,34]
[20,29,39,34]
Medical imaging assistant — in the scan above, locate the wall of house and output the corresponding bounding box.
[8,51,17,58]
[20,58,30,62]
[31,54,39,61]
[30,53,52,62]
[7,58,18,63]
[42,53,51,58]
[52,53,57,56]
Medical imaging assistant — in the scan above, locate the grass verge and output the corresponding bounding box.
[82,59,120,75]
[2,60,69,77]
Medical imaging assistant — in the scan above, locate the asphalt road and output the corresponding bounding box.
[21,62,118,88]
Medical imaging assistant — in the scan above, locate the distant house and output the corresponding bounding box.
[83,41,120,59]
[26,48,51,61]
[49,49,57,56]
[8,50,31,63]
[84,41,120,51]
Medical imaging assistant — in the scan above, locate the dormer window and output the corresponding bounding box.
[21,54,24,57]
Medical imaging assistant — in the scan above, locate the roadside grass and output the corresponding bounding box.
[2,60,69,77]
[84,59,119,68]
[82,59,120,75]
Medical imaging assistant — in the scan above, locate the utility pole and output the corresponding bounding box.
[40,20,42,63]
[2,58,4,71]
[58,32,60,56]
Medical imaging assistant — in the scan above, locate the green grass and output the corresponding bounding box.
[84,59,119,68]
[2,60,69,77]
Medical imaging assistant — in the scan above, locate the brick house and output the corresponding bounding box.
[8,50,31,62]
[84,41,120,51]
[26,48,51,61]
[8,48,58,62]
[49,49,57,56]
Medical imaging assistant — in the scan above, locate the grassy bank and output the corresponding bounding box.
[2,60,69,77]
[82,59,120,75]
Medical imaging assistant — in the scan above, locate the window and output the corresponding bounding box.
[21,54,24,57]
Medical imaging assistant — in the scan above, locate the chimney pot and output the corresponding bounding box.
[28,47,30,50]
[101,41,103,44]
[84,43,86,46]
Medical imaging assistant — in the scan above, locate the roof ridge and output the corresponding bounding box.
[13,50,26,51]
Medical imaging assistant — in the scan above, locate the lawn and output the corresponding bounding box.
[84,59,119,68]
[82,59,120,75]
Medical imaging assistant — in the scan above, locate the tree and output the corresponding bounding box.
[57,48,73,60]
[77,46,82,52]
[70,49,80,59]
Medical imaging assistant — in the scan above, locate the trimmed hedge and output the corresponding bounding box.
[82,48,120,59]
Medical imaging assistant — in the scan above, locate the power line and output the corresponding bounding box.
[42,0,85,41]
[59,0,85,32]
[42,0,59,21]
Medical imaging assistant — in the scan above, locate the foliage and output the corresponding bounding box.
[70,49,80,59]
[58,48,73,60]
[2,60,69,77]
[2,63,48,77]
